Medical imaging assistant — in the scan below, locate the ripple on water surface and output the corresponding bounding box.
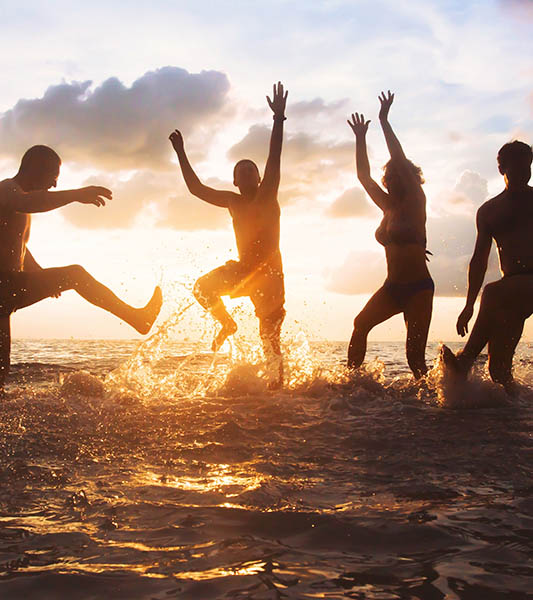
[1,332,532,599]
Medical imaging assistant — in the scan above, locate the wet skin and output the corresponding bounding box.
[347,91,433,379]
[0,161,162,389]
[443,153,533,389]
[170,82,288,387]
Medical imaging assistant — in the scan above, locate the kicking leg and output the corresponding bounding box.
[193,265,240,352]
[15,266,162,334]
[348,286,401,369]
[404,289,433,378]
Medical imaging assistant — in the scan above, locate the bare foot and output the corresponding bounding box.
[135,286,163,334]
[212,321,237,352]
[440,345,468,380]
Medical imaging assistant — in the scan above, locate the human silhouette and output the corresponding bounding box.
[441,141,533,392]
[346,91,433,378]
[169,82,287,387]
[0,145,163,389]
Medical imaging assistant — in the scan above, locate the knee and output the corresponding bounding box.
[193,277,209,303]
[67,264,88,281]
[480,281,500,307]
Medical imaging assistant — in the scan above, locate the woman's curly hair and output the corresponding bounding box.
[382,159,424,195]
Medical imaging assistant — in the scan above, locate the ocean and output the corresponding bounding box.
[0,328,532,599]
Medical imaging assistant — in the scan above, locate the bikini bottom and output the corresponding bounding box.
[383,277,434,310]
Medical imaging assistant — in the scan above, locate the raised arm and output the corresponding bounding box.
[347,113,389,211]
[169,130,232,208]
[0,184,111,214]
[262,82,288,192]
[456,208,493,336]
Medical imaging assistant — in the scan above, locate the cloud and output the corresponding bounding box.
[227,124,354,204]
[325,250,386,295]
[454,170,489,206]
[0,67,231,170]
[157,177,233,231]
[61,171,232,231]
[289,97,350,120]
[499,0,533,20]
[325,187,378,219]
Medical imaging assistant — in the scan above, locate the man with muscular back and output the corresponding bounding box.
[169,82,287,387]
[0,145,162,389]
[442,141,533,391]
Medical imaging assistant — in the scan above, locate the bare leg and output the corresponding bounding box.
[0,316,10,390]
[193,270,238,352]
[404,288,433,378]
[487,312,525,390]
[455,282,501,372]
[443,276,533,380]
[348,286,401,369]
[15,266,162,334]
[259,308,285,389]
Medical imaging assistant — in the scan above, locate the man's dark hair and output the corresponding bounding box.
[233,159,260,180]
[497,140,533,171]
[18,145,61,175]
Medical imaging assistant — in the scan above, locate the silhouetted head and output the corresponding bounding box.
[381,159,424,198]
[16,145,61,191]
[497,141,532,188]
[233,159,261,195]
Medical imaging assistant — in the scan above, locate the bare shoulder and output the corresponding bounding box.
[0,178,20,208]
[0,178,18,193]
[478,191,506,218]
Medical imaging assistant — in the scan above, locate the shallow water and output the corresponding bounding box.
[1,333,532,599]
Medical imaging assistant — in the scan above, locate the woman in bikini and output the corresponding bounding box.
[346,91,433,378]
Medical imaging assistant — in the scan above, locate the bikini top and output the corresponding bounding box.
[375,219,426,247]
[375,218,432,259]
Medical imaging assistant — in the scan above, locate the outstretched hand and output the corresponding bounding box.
[267,82,288,118]
[456,304,474,337]
[378,90,395,121]
[169,129,184,153]
[347,113,371,137]
[78,186,112,207]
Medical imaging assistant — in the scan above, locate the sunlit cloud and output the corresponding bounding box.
[0,67,231,170]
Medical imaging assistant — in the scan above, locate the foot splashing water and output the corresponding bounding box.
[0,339,532,598]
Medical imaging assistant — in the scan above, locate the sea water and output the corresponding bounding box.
[0,326,532,599]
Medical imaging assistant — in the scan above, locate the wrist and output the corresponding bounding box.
[273,114,286,121]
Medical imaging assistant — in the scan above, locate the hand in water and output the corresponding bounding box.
[456,304,474,336]
[267,82,288,118]
[79,186,112,207]
[169,130,184,153]
[378,90,395,121]
[347,113,371,137]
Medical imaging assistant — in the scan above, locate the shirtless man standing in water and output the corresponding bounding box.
[442,141,533,391]
[0,145,162,389]
[170,82,287,387]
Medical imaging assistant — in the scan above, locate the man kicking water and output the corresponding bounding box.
[169,82,287,387]
[442,141,533,392]
[0,145,162,389]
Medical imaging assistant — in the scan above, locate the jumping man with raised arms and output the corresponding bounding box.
[0,145,163,390]
[169,82,287,388]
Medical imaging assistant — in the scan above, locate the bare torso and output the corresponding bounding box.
[481,186,533,276]
[377,188,430,282]
[0,179,30,272]
[228,183,281,271]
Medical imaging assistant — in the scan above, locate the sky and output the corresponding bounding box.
[0,0,532,342]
